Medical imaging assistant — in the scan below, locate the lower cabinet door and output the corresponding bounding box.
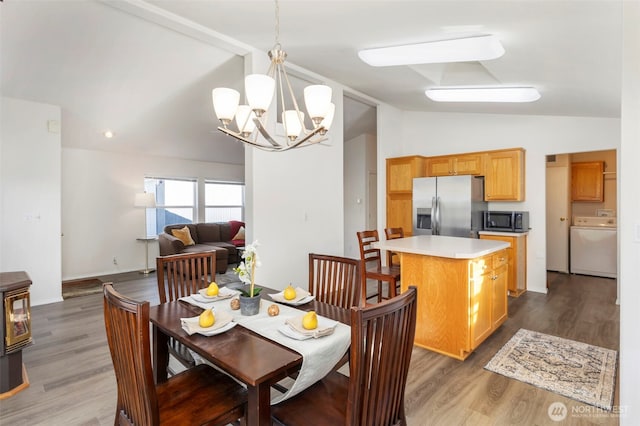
[470,272,492,349]
[492,264,508,328]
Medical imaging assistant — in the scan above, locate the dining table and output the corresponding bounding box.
[149,287,351,426]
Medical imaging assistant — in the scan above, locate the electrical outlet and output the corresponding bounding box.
[113,257,118,265]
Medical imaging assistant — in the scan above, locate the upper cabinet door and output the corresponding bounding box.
[426,154,483,177]
[387,156,425,192]
[484,149,525,201]
[571,161,604,202]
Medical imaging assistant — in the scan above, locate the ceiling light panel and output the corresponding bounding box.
[425,86,541,103]
[358,35,505,67]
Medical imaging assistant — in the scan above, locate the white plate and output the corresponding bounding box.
[278,324,313,340]
[197,287,238,301]
[180,310,234,336]
[269,288,315,306]
[196,321,237,336]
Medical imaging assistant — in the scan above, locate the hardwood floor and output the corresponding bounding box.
[0,272,619,425]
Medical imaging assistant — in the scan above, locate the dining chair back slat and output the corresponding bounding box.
[309,253,364,309]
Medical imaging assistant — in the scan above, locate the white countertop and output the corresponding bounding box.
[374,235,509,259]
[479,231,529,237]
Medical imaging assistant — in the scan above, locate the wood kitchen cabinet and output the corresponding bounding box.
[386,156,425,235]
[484,148,525,201]
[479,232,527,297]
[401,248,509,360]
[571,161,604,202]
[426,153,484,177]
[470,250,508,348]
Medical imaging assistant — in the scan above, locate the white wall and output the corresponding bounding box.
[397,112,620,294]
[61,148,243,281]
[1,97,62,306]
[619,1,640,423]
[344,133,376,259]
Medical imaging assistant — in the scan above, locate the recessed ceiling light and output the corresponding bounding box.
[358,34,505,67]
[104,130,115,138]
[425,86,541,103]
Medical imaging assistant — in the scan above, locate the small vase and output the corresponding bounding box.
[239,294,260,316]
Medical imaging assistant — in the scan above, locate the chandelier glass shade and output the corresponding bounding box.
[212,1,334,152]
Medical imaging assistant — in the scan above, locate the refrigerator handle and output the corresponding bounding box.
[432,196,439,235]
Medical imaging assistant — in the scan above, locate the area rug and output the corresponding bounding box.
[62,278,104,299]
[484,328,617,410]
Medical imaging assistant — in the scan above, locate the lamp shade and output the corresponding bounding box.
[245,74,275,115]
[304,85,332,121]
[235,105,256,135]
[134,192,156,208]
[282,110,304,139]
[320,103,335,131]
[212,88,240,123]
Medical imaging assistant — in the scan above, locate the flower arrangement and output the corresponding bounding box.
[233,240,262,297]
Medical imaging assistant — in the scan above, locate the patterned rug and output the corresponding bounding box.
[484,328,617,410]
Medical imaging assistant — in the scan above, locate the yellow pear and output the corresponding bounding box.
[302,311,318,330]
[206,282,219,297]
[199,309,215,328]
[283,284,297,301]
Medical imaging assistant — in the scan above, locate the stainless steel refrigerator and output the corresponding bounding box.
[412,175,487,238]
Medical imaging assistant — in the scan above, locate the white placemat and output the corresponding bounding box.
[184,295,350,404]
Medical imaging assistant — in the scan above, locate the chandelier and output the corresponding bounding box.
[211,0,334,152]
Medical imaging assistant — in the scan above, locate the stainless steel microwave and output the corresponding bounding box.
[483,211,529,232]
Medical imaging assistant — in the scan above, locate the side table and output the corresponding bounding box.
[136,236,158,274]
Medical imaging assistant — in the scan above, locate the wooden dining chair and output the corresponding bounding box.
[271,286,418,426]
[357,230,401,303]
[384,227,405,267]
[156,251,216,371]
[103,283,247,426]
[274,253,365,396]
[309,253,364,309]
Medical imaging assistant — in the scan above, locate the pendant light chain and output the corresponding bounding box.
[274,0,280,47]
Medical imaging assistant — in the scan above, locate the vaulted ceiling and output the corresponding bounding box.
[1,1,622,165]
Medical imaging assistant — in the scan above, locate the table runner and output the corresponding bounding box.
[179,295,350,403]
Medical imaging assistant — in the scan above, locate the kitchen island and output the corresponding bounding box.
[375,235,509,360]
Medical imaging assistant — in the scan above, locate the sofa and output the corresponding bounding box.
[158,221,245,274]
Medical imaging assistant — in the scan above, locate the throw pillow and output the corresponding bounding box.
[171,226,195,246]
[233,226,245,241]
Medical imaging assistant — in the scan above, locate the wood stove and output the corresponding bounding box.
[0,271,32,398]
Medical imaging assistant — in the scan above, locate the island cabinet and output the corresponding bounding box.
[375,235,510,361]
[386,156,426,235]
[484,148,525,201]
[400,248,508,360]
[479,232,527,297]
[426,153,484,177]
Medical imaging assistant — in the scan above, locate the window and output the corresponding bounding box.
[205,181,244,222]
[144,178,196,236]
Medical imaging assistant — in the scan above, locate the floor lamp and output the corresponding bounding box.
[134,192,156,274]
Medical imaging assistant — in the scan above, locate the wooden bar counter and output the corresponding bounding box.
[375,235,509,360]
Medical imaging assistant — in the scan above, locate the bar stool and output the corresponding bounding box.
[357,230,401,303]
[384,227,405,268]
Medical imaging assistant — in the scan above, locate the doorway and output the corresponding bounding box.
[343,94,377,259]
[545,149,618,280]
